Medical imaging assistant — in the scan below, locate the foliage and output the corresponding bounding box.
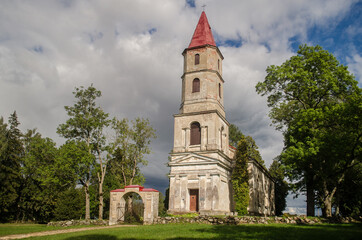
[256,44,361,217]
[57,85,110,220]
[231,136,250,215]
[158,192,167,217]
[336,163,362,218]
[108,117,156,186]
[54,188,85,221]
[229,124,243,147]
[269,158,289,216]
[229,124,265,166]
[19,131,64,222]
[0,112,23,222]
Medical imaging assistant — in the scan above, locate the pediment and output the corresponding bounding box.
[170,153,218,165]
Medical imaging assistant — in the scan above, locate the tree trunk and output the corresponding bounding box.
[306,176,315,216]
[98,180,103,220]
[322,196,332,217]
[85,182,90,220]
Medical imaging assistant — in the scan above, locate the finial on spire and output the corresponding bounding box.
[202,4,206,11]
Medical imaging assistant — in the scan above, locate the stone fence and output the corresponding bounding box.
[153,215,358,225]
[47,219,108,227]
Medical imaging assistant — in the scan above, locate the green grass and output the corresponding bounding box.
[0,223,104,237]
[9,223,361,240]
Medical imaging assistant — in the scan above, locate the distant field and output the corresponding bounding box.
[2,223,361,240]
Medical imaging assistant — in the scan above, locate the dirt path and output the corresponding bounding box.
[0,225,138,240]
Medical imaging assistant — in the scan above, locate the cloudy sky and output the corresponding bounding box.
[1,0,361,213]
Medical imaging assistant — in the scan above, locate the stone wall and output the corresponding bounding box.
[247,159,275,216]
[153,215,349,225]
[47,219,108,227]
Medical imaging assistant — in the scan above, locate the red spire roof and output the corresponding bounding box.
[188,11,216,49]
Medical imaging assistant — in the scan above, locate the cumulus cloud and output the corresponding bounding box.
[0,0,360,200]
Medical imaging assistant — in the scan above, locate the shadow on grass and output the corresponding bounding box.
[65,235,118,240]
[197,223,362,240]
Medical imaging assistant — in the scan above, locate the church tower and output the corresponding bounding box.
[168,11,235,215]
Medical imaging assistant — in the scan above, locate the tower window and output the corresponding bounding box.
[195,54,200,65]
[190,122,201,145]
[218,59,220,70]
[219,83,221,98]
[192,78,200,93]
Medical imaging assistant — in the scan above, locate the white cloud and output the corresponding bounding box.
[0,0,358,194]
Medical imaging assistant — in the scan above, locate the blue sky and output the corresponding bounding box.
[0,0,361,215]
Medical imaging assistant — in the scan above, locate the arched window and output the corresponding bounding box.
[195,54,200,65]
[192,78,200,93]
[190,122,201,145]
[219,83,221,98]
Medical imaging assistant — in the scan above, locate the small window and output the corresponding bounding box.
[195,54,200,65]
[192,78,200,93]
[218,59,220,70]
[190,122,201,145]
[219,83,221,98]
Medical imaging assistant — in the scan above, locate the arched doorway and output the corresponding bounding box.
[109,185,159,225]
[122,192,144,223]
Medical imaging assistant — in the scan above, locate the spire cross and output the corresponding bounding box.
[202,4,206,11]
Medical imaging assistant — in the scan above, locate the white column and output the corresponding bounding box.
[201,126,207,151]
[185,127,190,151]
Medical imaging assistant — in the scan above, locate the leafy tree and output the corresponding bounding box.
[0,112,23,222]
[269,158,289,216]
[231,136,250,215]
[229,124,264,166]
[229,124,243,147]
[109,117,156,186]
[336,163,362,218]
[256,44,361,217]
[20,131,62,222]
[54,187,85,220]
[58,140,95,219]
[57,85,109,219]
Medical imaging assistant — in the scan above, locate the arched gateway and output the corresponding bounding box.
[109,185,159,225]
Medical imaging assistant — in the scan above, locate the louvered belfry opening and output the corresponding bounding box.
[190,122,201,145]
[192,78,200,93]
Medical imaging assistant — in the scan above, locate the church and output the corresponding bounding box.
[168,11,275,216]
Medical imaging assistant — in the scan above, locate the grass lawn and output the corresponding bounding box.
[0,223,102,237]
[12,223,362,240]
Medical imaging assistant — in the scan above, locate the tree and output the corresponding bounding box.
[256,44,361,217]
[231,136,249,215]
[20,131,63,222]
[57,85,109,220]
[109,117,156,186]
[229,124,243,147]
[0,112,23,222]
[54,188,85,220]
[269,158,289,216]
[336,163,362,218]
[229,124,265,166]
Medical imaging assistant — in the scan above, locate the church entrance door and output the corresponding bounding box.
[189,189,199,212]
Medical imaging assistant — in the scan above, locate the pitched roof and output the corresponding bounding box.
[188,11,216,49]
